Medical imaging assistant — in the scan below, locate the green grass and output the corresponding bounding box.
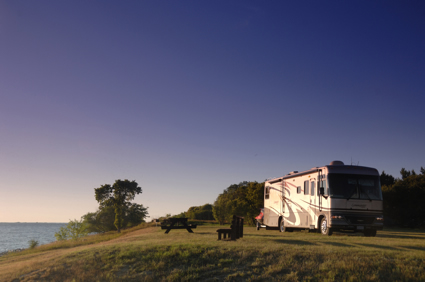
[1,225,425,281]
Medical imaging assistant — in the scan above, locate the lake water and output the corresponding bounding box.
[0,222,67,253]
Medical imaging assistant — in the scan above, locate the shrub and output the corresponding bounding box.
[55,218,89,241]
[28,239,39,249]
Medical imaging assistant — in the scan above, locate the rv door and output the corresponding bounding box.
[310,178,317,228]
[281,181,285,213]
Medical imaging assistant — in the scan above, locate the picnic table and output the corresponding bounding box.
[161,218,197,234]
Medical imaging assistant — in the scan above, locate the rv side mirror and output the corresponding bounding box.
[319,187,325,195]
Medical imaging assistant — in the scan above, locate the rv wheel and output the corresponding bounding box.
[320,217,333,236]
[280,218,292,232]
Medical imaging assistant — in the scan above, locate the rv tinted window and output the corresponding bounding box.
[311,181,315,196]
[320,180,328,195]
[297,186,301,194]
[265,186,270,199]
[328,174,382,200]
[304,181,309,195]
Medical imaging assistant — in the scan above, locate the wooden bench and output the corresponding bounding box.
[216,215,244,240]
[216,228,232,240]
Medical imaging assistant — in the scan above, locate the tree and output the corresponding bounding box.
[170,212,187,218]
[212,181,264,225]
[400,168,411,180]
[82,206,116,233]
[185,204,214,220]
[383,173,425,227]
[244,182,265,223]
[124,203,149,227]
[421,167,425,175]
[94,179,142,232]
[380,171,395,186]
[83,203,148,233]
[213,186,237,225]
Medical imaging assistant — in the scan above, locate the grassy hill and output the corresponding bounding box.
[1,224,425,281]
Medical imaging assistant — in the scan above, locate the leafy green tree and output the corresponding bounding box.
[244,182,265,223]
[55,218,89,240]
[199,204,214,220]
[94,179,142,232]
[170,212,186,218]
[83,203,148,233]
[212,181,264,225]
[82,206,116,233]
[124,203,149,227]
[421,167,425,175]
[213,188,234,224]
[185,204,214,220]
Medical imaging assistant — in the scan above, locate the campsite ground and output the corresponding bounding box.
[1,224,424,281]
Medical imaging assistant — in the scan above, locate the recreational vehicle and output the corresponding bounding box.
[258,161,383,236]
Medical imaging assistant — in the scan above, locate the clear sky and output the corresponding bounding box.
[1,1,424,222]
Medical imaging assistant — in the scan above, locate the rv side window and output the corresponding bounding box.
[304,181,309,195]
[265,186,270,199]
[311,181,315,196]
[321,180,328,195]
[297,186,301,194]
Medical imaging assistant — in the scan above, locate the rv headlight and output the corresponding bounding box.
[331,215,343,219]
[376,216,384,221]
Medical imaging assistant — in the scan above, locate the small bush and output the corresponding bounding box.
[28,239,39,249]
[55,218,90,241]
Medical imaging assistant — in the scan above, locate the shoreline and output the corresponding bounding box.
[0,248,25,257]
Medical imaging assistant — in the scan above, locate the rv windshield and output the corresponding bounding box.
[328,173,382,200]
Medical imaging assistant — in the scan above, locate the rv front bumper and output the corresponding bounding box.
[329,213,384,231]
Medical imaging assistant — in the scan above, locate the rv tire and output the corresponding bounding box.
[279,218,292,232]
[279,218,285,232]
[320,217,333,236]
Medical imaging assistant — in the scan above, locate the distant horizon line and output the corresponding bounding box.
[0,222,67,224]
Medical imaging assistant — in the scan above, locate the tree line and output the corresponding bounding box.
[381,167,425,228]
[168,181,263,226]
[169,204,215,220]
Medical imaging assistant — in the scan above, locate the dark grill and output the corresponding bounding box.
[345,215,375,224]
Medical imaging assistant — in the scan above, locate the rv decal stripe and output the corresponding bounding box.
[270,187,281,193]
[298,199,382,212]
[283,182,297,188]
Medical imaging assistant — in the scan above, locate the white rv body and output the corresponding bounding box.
[262,161,384,236]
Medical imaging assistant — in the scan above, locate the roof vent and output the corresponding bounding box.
[330,160,344,166]
[288,171,298,175]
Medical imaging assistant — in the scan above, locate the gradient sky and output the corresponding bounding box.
[1,1,424,222]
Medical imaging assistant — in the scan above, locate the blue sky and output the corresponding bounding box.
[1,1,424,222]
